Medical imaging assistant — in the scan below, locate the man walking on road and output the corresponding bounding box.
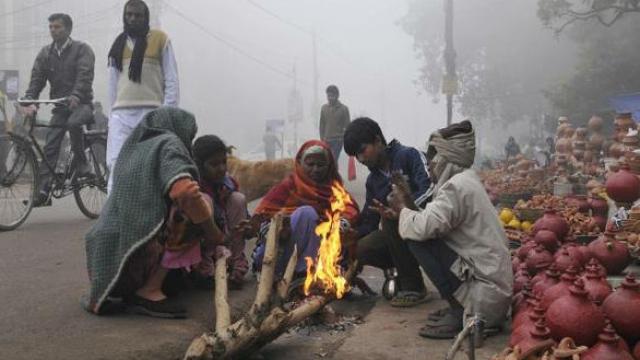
[319,85,350,162]
[21,13,95,206]
[107,0,180,193]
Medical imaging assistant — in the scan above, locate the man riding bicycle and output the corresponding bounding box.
[20,13,95,206]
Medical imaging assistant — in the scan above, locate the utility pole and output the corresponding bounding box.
[312,29,319,126]
[443,0,457,126]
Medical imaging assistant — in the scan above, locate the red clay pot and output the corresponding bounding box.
[526,244,554,276]
[602,274,640,344]
[540,266,579,309]
[584,257,608,278]
[514,268,530,295]
[512,257,521,274]
[534,230,559,253]
[533,208,569,240]
[588,232,631,275]
[589,195,608,216]
[509,304,546,347]
[518,239,537,260]
[562,241,587,266]
[545,278,605,347]
[532,265,560,297]
[606,164,640,203]
[590,215,608,233]
[581,322,634,360]
[582,268,612,305]
[554,248,582,273]
[515,319,555,358]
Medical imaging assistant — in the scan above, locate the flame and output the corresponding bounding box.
[303,181,352,299]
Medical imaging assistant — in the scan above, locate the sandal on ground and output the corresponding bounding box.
[419,312,463,339]
[389,291,429,308]
[125,294,187,319]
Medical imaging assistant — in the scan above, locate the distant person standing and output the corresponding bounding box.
[263,127,282,160]
[319,85,350,162]
[504,136,521,161]
[92,102,108,132]
[106,0,179,193]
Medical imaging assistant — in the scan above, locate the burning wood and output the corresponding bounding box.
[183,213,359,360]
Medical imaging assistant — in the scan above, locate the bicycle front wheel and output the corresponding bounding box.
[0,136,37,231]
[74,136,108,219]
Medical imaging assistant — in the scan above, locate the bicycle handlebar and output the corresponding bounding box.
[17,97,69,106]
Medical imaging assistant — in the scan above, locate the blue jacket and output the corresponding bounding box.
[357,139,432,237]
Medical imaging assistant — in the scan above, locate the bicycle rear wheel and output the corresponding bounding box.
[74,137,108,219]
[0,136,37,231]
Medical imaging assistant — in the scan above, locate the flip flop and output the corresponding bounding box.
[390,291,429,308]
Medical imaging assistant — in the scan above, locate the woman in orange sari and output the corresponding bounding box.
[246,140,359,277]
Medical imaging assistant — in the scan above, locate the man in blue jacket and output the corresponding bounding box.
[344,117,431,306]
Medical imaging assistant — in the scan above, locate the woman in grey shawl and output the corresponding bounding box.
[374,120,512,339]
[85,107,224,318]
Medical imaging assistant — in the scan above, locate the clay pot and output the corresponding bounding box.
[588,116,603,133]
[602,274,640,344]
[534,230,559,253]
[562,241,587,266]
[532,265,561,297]
[588,232,631,275]
[581,322,634,360]
[590,215,608,233]
[512,257,521,273]
[514,268,530,294]
[540,266,579,309]
[545,278,605,347]
[579,245,593,263]
[526,244,554,275]
[513,282,535,316]
[510,304,546,347]
[568,195,590,213]
[582,268,612,305]
[605,164,640,203]
[515,319,555,358]
[633,341,640,360]
[554,248,582,273]
[533,208,569,240]
[512,296,540,330]
[584,258,607,277]
[518,238,537,260]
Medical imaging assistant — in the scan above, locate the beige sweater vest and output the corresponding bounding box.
[113,30,167,109]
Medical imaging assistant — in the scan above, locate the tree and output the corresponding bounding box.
[542,16,640,121]
[538,0,640,34]
[401,0,576,148]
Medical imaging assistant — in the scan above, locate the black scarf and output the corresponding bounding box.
[107,0,150,83]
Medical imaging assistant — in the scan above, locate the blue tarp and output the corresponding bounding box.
[610,92,640,122]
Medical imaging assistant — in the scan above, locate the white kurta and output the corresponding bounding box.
[398,169,513,327]
[106,38,180,193]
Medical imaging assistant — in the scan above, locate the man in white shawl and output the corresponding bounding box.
[374,120,512,339]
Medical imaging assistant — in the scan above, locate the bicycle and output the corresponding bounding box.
[0,98,108,231]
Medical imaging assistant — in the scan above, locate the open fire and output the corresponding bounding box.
[303,181,353,299]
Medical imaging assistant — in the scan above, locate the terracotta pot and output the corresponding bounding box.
[532,265,560,297]
[510,304,546,347]
[579,245,593,263]
[581,322,635,360]
[590,215,608,233]
[602,274,640,344]
[582,268,612,305]
[562,241,587,266]
[533,208,569,240]
[540,266,579,309]
[568,195,590,213]
[584,258,607,278]
[515,319,555,358]
[545,278,605,347]
[518,238,537,260]
[554,248,582,273]
[606,164,640,203]
[514,268,530,294]
[534,230,559,253]
[513,282,535,316]
[512,257,521,274]
[588,232,631,275]
[512,296,540,330]
[588,116,603,133]
[526,244,554,275]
